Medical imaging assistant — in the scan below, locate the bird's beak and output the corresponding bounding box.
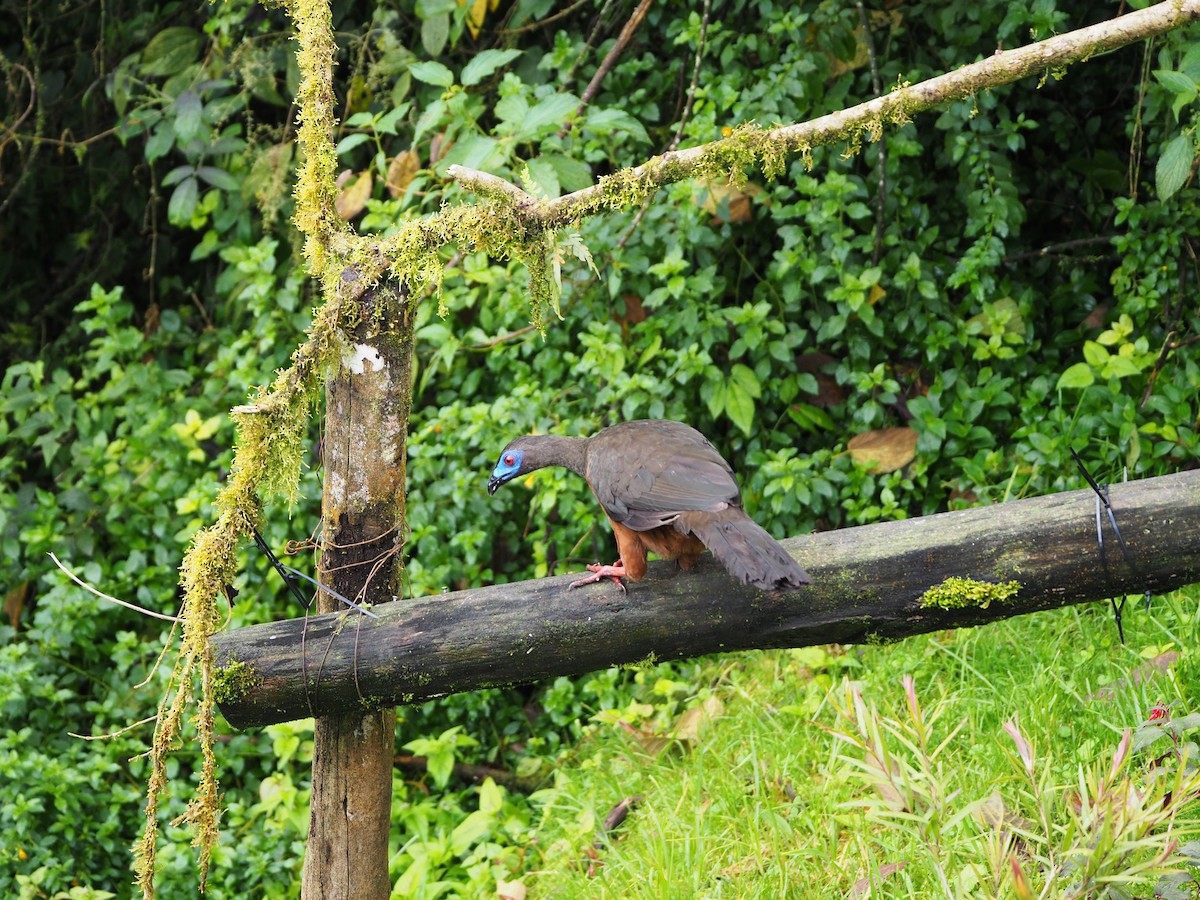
[487,475,503,495]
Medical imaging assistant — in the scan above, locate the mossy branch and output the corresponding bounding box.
[448,0,1200,229]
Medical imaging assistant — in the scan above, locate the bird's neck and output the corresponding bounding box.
[529,434,589,479]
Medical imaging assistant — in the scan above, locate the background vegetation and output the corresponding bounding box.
[2,0,1198,896]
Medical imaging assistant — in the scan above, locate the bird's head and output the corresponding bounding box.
[487,444,526,495]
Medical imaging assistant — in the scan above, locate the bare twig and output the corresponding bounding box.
[394,754,545,793]
[1002,235,1115,263]
[560,0,655,136]
[856,1,887,265]
[500,0,591,36]
[666,0,712,153]
[0,62,36,148]
[70,714,159,741]
[49,552,181,623]
[561,0,620,90]
[469,324,538,349]
[1141,236,1197,406]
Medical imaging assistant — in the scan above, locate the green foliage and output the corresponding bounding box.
[528,592,1200,898]
[3,0,1199,895]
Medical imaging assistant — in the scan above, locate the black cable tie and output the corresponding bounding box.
[1071,450,1137,644]
[253,529,379,619]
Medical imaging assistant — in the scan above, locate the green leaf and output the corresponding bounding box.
[1101,355,1144,379]
[145,123,175,163]
[702,379,726,420]
[1152,69,1198,100]
[787,403,835,432]
[584,108,649,143]
[161,165,192,187]
[173,90,203,143]
[335,132,371,156]
[460,49,523,87]
[730,363,762,399]
[409,60,454,88]
[726,381,756,435]
[478,777,504,815]
[541,153,593,192]
[1156,133,1195,201]
[141,27,202,77]
[413,98,447,145]
[449,809,492,855]
[495,94,530,126]
[637,334,662,369]
[1055,362,1095,390]
[420,13,449,57]
[1081,340,1108,368]
[167,175,198,223]
[523,156,559,199]
[435,135,501,175]
[426,748,453,789]
[518,93,580,140]
[195,166,238,191]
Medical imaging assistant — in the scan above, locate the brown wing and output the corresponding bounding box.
[584,420,742,532]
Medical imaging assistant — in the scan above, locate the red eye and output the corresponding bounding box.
[504,454,515,466]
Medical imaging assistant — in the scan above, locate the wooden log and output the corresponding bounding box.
[215,469,1200,730]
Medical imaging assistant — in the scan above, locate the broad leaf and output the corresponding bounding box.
[1156,133,1195,200]
[461,49,522,87]
[409,60,454,88]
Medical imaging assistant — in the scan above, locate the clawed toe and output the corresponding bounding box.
[568,560,627,592]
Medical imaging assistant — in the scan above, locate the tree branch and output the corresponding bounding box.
[450,0,1200,229]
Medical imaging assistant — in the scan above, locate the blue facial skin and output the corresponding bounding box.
[487,448,524,495]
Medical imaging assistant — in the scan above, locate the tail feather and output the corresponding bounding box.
[677,508,811,590]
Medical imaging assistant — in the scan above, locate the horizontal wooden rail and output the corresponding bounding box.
[214,470,1200,729]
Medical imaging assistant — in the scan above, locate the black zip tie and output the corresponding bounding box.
[253,529,379,619]
[1070,449,1133,563]
[1070,450,1144,643]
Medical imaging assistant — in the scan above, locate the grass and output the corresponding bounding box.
[524,588,1200,898]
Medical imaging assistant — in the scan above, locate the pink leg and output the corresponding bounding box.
[569,560,628,593]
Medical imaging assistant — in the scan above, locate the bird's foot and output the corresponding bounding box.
[569,560,628,593]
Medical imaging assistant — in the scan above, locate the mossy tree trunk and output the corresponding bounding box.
[299,278,412,900]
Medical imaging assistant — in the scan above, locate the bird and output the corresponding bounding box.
[487,419,811,591]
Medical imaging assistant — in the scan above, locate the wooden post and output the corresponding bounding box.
[215,469,1200,730]
[299,277,412,900]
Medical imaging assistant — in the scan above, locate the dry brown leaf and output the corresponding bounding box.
[973,791,1035,834]
[386,150,420,198]
[848,427,918,473]
[615,719,673,756]
[334,170,372,220]
[795,352,847,408]
[614,294,647,327]
[1080,303,1108,330]
[601,795,641,834]
[674,695,724,744]
[4,581,29,628]
[850,860,907,897]
[695,178,762,224]
[1086,651,1178,702]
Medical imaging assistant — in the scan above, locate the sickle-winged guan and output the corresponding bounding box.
[487,419,811,591]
